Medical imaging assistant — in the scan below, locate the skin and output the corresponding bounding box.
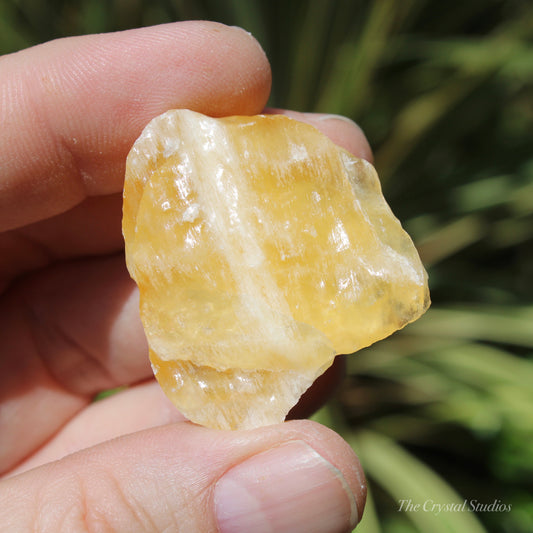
[0,21,371,532]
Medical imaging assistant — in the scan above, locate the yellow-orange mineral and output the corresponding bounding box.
[123,109,430,430]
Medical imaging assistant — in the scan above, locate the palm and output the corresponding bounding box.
[0,193,159,475]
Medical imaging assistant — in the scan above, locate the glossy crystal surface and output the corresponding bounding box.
[123,109,430,429]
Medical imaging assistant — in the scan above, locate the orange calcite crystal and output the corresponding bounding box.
[123,109,430,430]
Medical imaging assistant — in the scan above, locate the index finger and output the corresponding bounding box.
[0,21,271,231]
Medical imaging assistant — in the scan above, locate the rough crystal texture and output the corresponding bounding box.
[123,109,430,430]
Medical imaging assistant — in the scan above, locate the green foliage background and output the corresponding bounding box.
[2,1,532,532]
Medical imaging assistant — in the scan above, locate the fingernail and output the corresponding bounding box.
[312,113,359,127]
[307,113,373,163]
[214,440,358,533]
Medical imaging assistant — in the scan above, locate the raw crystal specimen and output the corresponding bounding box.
[123,109,430,430]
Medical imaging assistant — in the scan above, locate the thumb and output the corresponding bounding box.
[1,420,365,533]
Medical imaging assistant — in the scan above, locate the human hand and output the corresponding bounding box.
[0,22,369,532]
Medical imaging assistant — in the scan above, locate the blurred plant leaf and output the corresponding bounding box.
[406,306,533,347]
[416,215,486,266]
[0,1,32,52]
[316,0,411,117]
[350,430,488,533]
